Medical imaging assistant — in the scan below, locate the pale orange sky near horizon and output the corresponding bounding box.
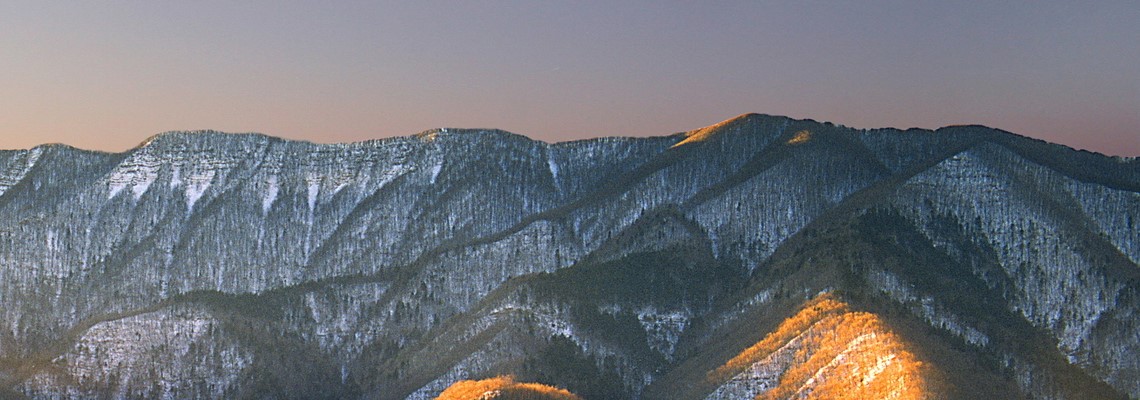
[2,2,1137,155]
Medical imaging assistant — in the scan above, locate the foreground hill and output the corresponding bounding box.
[0,114,1136,399]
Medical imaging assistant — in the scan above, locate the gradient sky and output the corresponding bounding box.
[1,1,1137,155]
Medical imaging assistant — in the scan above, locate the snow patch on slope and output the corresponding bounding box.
[429,163,442,184]
[0,148,44,197]
[547,155,559,181]
[106,153,161,201]
[262,175,279,215]
[306,176,321,213]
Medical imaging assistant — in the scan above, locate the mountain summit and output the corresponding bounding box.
[0,115,1137,399]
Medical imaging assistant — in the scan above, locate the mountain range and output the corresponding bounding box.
[0,114,1137,399]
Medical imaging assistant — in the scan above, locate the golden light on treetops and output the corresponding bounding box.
[435,375,582,400]
[709,292,944,400]
[786,130,812,145]
[670,113,758,148]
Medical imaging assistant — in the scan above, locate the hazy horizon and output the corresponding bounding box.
[2,2,1137,155]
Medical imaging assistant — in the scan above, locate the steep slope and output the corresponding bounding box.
[705,293,940,400]
[0,114,1136,399]
[645,203,1122,399]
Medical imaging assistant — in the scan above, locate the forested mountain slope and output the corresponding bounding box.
[0,114,1136,399]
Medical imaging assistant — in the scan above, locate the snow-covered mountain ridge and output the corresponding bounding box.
[0,114,1137,399]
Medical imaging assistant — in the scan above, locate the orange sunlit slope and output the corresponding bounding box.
[670,113,758,148]
[708,292,942,400]
[786,130,812,145]
[436,375,582,400]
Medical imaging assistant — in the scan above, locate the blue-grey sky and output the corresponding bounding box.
[2,1,1137,155]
